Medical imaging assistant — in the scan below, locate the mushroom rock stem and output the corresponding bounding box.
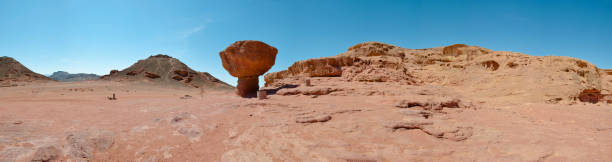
[237,76,259,97]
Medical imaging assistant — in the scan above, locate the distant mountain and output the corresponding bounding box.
[0,56,53,87]
[100,54,232,89]
[49,71,100,82]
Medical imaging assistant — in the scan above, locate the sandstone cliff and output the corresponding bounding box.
[265,42,610,103]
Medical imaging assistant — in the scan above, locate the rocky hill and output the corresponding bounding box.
[0,56,53,87]
[265,42,612,104]
[49,71,100,82]
[100,54,232,89]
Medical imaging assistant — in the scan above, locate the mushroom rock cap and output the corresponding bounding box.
[219,40,278,77]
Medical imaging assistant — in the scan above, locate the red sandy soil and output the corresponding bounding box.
[1,79,612,162]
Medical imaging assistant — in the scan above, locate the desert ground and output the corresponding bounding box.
[1,79,611,162]
[1,42,612,161]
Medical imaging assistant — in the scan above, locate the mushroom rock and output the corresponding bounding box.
[220,40,278,97]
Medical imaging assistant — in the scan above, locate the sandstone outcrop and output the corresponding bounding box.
[265,42,609,103]
[220,40,278,97]
[386,119,473,142]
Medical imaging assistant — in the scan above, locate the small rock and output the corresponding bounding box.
[398,109,432,119]
[440,99,461,108]
[12,120,23,125]
[546,98,563,104]
[180,95,193,99]
[386,119,433,130]
[296,115,332,123]
[395,100,424,108]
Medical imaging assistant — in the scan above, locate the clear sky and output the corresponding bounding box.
[1,0,610,86]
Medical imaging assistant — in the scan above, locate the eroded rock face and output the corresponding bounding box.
[220,40,278,97]
[264,42,608,103]
[264,42,419,87]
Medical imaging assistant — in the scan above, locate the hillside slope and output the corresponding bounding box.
[100,54,232,90]
[0,56,53,87]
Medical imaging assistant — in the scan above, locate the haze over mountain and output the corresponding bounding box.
[49,71,100,82]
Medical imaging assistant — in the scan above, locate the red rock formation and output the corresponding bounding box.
[220,40,278,97]
[110,70,119,75]
[578,89,603,104]
[144,72,160,79]
[172,76,183,81]
[174,70,188,77]
[126,71,138,76]
[603,69,612,75]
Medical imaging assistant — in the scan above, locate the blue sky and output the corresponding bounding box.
[0,0,610,86]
